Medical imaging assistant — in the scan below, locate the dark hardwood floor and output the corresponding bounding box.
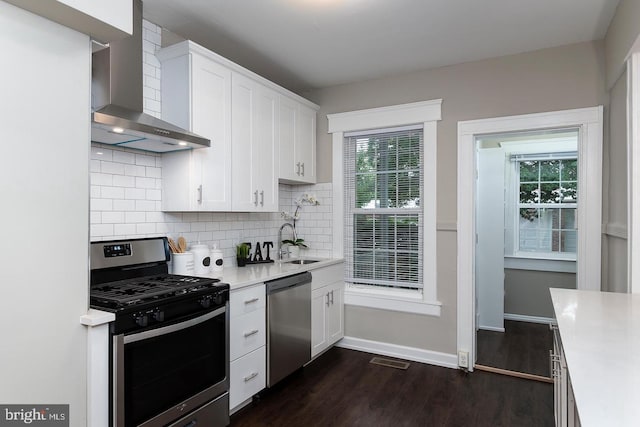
[476,320,553,377]
[231,347,553,427]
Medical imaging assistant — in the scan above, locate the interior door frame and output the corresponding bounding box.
[456,106,603,371]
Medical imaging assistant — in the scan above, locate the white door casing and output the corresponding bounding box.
[457,106,603,370]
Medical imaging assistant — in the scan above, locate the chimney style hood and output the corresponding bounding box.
[91,0,209,152]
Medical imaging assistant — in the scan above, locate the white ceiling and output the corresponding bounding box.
[142,0,620,94]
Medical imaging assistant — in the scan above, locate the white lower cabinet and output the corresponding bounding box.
[229,346,266,410]
[551,325,580,427]
[229,284,266,412]
[311,263,344,358]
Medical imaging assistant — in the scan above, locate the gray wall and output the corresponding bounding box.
[603,70,629,293]
[309,41,605,354]
[504,270,576,319]
[604,0,640,89]
[0,2,90,424]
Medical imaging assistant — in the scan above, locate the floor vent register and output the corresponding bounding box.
[369,357,410,370]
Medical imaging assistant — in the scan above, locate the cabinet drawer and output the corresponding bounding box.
[311,263,343,291]
[230,284,265,317]
[230,346,266,410]
[230,308,266,361]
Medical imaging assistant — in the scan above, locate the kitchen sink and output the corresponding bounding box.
[286,259,320,265]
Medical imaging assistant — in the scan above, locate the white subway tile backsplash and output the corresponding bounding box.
[101,186,125,199]
[91,172,113,186]
[113,199,136,211]
[136,223,156,234]
[91,185,101,198]
[91,147,112,161]
[125,212,146,223]
[125,164,146,177]
[113,175,135,187]
[92,198,113,211]
[112,150,135,164]
[125,188,146,200]
[145,166,161,178]
[102,211,124,224]
[135,154,157,167]
[114,224,136,235]
[135,200,156,211]
[144,98,161,114]
[135,177,156,189]
[145,211,165,222]
[91,224,114,237]
[146,189,161,200]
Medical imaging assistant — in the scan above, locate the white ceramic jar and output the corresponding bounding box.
[210,244,224,274]
[191,244,211,276]
[172,252,195,275]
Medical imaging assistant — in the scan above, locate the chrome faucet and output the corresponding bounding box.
[277,222,295,261]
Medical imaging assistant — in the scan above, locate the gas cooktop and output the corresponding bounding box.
[90,274,223,310]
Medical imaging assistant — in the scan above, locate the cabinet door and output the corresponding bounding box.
[278,96,298,181]
[231,73,259,211]
[254,85,279,211]
[296,103,316,183]
[191,54,232,210]
[326,282,344,345]
[311,287,329,358]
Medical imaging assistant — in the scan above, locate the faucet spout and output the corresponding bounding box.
[277,222,296,261]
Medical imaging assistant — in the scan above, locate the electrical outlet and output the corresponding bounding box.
[458,350,469,369]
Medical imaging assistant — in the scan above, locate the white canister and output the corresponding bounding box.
[172,252,195,276]
[210,245,224,274]
[191,244,211,276]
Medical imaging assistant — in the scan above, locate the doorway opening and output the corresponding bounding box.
[475,128,578,380]
[456,106,603,374]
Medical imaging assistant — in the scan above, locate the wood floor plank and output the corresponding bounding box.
[231,347,553,426]
[477,320,553,377]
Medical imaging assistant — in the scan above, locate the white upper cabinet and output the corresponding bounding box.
[159,45,232,211]
[231,73,279,212]
[159,40,318,212]
[278,96,317,184]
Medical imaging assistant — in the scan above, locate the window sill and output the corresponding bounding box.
[344,285,442,316]
[504,255,576,273]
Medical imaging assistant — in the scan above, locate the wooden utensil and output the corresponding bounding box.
[168,238,180,253]
[177,236,187,253]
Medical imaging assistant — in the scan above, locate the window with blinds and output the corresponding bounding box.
[514,152,577,256]
[343,125,424,290]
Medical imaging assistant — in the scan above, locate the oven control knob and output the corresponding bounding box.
[199,296,211,308]
[214,293,225,305]
[134,313,148,327]
[153,311,165,322]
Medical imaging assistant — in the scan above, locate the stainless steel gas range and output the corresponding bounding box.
[90,237,230,427]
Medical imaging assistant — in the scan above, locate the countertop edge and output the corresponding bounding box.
[210,258,344,291]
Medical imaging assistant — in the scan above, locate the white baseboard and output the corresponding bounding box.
[335,336,458,369]
[504,313,555,324]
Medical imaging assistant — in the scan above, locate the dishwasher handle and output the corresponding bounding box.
[266,272,312,294]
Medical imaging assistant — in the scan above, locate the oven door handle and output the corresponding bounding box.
[124,306,226,345]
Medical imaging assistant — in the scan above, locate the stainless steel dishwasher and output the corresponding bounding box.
[266,271,312,387]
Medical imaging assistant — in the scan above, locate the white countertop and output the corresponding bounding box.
[202,257,344,290]
[550,288,640,427]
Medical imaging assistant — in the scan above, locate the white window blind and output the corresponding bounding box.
[344,126,424,289]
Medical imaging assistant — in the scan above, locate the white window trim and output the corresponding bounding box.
[457,106,603,371]
[328,99,442,316]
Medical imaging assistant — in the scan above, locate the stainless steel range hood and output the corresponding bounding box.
[91,0,209,152]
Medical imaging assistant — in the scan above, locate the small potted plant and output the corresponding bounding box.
[281,238,307,258]
[236,243,250,267]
